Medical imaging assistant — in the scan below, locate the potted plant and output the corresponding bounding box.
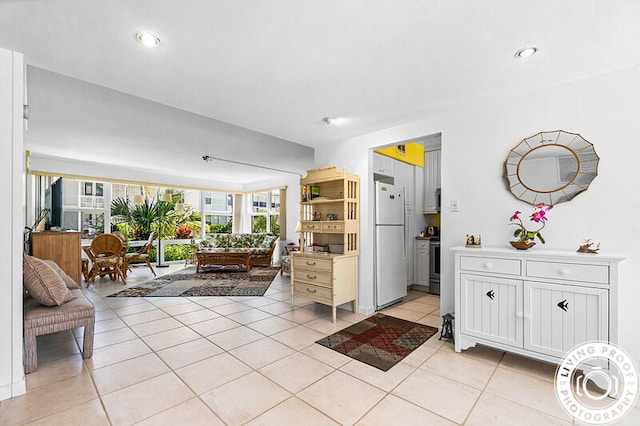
[509,203,553,250]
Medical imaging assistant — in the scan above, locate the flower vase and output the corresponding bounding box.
[510,240,536,250]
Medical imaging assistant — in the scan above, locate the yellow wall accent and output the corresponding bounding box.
[374,142,425,167]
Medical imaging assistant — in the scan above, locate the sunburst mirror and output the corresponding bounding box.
[503,130,599,205]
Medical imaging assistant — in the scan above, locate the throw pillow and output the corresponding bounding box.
[43,259,81,289]
[23,254,76,306]
[211,234,229,248]
[260,235,277,249]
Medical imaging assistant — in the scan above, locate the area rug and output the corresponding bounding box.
[316,313,438,371]
[107,266,280,297]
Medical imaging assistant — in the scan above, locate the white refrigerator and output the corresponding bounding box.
[375,181,407,309]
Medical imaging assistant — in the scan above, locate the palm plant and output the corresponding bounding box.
[111,197,158,240]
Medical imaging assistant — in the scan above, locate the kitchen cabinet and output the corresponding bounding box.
[292,166,360,322]
[414,239,430,286]
[453,247,623,365]
[423,149,441,214]
[373,153,394,176]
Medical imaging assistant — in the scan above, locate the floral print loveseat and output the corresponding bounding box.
[202,233,278,266]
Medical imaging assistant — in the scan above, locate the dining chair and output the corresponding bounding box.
[112,231,130,276]
[124,232,156,277]
[85,234,127,287]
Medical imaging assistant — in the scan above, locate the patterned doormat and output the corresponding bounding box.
[107,266,280,297]
[316,313,438,371]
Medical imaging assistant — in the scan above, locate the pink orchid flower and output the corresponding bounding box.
[530,209,548,222]
[510,211,521,221]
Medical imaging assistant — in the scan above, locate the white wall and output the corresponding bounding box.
[315,66,640,363]
[0,47,25,400]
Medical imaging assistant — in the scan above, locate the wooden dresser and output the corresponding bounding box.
[31,231,82,286]
[292,252,358,322]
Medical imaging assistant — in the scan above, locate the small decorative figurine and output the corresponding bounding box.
[577,239,600,254]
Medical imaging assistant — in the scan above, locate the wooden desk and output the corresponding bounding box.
[31,231,82,285]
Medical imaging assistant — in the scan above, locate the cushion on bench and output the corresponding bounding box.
[24,289,95,329]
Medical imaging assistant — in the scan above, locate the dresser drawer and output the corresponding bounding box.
[526,261,609,285]
[294,282,332,302]
[301,222,321,232]
[322,222,344,233]
[292,256,332,272]
[294,270,332,287]
[460,256,521,276]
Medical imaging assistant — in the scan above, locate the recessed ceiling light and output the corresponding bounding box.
[515,46,538,59]
[322,117,339,125]
[136,32,160,47]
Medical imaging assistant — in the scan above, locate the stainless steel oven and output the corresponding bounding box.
[429,240,440,294]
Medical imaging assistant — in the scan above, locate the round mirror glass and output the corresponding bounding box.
[503,130,599,205]
[518,145,578,192]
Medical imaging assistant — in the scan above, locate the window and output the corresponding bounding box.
[251,190,279,235]
[80,181,105,209]
[204,192,233,233]
[112,183,146,202]
[32,177,108,238]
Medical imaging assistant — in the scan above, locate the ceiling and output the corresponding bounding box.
[1,0,639,183]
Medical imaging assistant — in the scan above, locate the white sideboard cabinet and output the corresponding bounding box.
[452,247,624,365]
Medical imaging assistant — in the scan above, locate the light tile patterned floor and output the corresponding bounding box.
[3,264,639,425]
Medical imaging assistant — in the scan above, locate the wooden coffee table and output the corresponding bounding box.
[196,249,252,273]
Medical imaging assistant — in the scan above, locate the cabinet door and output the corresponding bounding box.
[460,274,523,348]
[373,153,393,176]
[423,150,440,213]
[414,241,429,285]
[524,281,608,359]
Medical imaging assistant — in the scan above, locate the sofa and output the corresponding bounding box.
[202,233,278,266]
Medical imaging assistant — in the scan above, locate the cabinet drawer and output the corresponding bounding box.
[321,222,344,233]
[460,256,521,276]
[301,222,321,232]
[526,261,609,285]
[293,256,332,272]
[294,270,332,287]
[294,282,332,302]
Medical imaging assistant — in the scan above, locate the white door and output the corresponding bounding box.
[376,225,406,308]
[524,281,608,359]
[460,274,523,348]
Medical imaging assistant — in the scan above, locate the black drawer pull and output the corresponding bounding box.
[557,299,569,312]
[306,287,317,293]
[306,261,316,266]
[306,274,317,280]
[486,290,495,300]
